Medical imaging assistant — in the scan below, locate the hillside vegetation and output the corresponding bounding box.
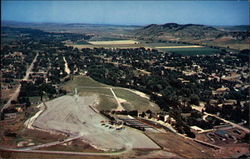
[134,23,250,50]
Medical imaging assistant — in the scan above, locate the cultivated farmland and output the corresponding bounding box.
[88,40,139,45]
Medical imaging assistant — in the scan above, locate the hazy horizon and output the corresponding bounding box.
[2,1,249,26]
[2,20,250,27]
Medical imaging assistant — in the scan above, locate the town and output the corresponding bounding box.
[1,25,249,158]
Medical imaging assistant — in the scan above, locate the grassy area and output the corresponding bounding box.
[89,36,129,41]
[97,95,117,111]
[113,88,159,112]
[63,76,159,112]
[64,76,108,91]
[157,47,221,55]
[78,87,113,96]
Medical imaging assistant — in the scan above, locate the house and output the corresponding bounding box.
[4,113,17,120]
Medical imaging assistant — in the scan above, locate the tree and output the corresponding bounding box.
[189,94,200,106]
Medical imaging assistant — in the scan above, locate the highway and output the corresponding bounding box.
[1,53,39,113]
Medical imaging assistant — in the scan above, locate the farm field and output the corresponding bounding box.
[65,39,222,56]
[65,39,149,49]
[88,40,139,45]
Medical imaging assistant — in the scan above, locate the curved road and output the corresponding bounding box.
[0,143,131,157]
[204,112,250,133]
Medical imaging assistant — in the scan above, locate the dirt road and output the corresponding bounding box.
[63,56,70,74]
[1,53,39,113]
[110,88,125,111]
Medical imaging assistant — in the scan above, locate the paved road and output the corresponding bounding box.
[192,106,250,133]
[1,53,39,113]
[0,148,128,156]
[204,112,250,133]
[0,142,131,157]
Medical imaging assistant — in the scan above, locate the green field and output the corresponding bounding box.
[157,47,221,55]
[65,76,108,89]
[63,76,160,112]
[89,36,129,41]
[113,88,159,112]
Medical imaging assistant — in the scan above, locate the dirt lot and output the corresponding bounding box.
[1,88,16,102]
[146,132,215,158]
[39,139,102,153]
[32,95,160,151]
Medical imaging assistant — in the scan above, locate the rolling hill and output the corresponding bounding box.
[135,23,223,39]
[134,23,250,50]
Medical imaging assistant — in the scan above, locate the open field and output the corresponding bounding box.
[66,40,223,56]
[65,39,148,49]
[66,44,96,49]
[64,76,108,89]
[113,88,159,112]
[208,42,250,50]
[157,47,221,55]
[32,95,160,150]
[155,45,204,49]
[88,40,139,45]
[63,76,160,112]
[146,132,215,158]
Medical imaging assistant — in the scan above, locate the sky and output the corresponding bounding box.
[1,1,249,26]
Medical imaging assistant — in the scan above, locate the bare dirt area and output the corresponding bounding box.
[18,129,66,147]
[146,132,215,158]
[1,88,16,102]
[38,139,102,153]
[0,150,110,159]
[32,95,160,151]
[123,150,182,159]
[218,144,250,158]
[0,106,39,148]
